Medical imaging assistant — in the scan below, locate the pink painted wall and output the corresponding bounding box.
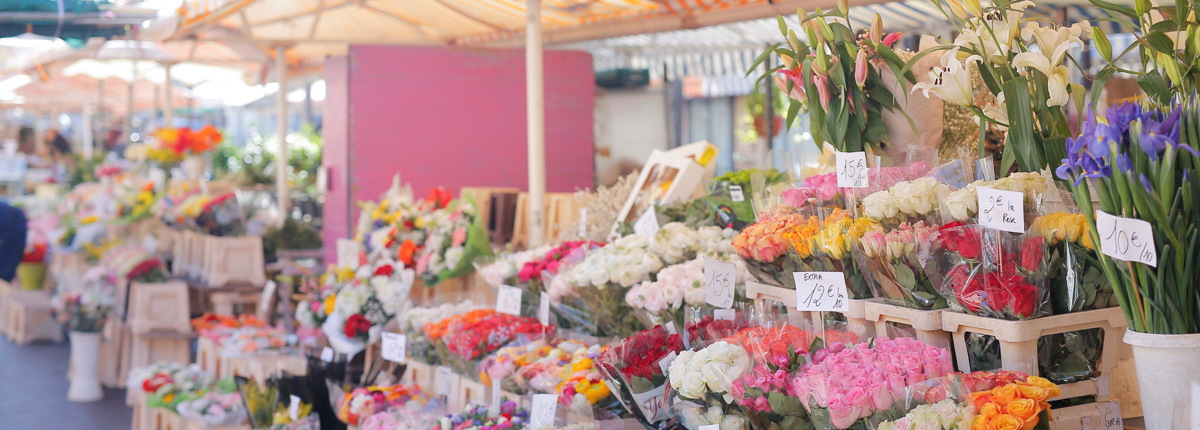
[322,46,596,261]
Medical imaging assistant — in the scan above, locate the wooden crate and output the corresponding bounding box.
[128,281,192,335]
[460,186,520,241]
[227,354,307,381]
[456,377,488,410]
[403,360,435,389]
[196,337,232,379]
[201,236,266,287]
[4,291,62,345]
[863,299,952,350]
[609,141,716,238]
[941,307,1127,403]
[744,281,821,329]
[173,230,193,277]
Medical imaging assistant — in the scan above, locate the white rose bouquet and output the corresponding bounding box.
[862,177,951,225]
[560,234,663,337]
[940,172,1049,224]
[668,341,752,430]
[626,255,749,330]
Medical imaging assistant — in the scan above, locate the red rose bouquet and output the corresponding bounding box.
[434,310,552,376]
[928,223,1050,320]
[595,325,686,426]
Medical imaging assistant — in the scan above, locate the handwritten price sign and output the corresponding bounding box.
[1096,211,1157,267]
[793,272,849,312]
[836,151,869,188]
[381,332,407,363]
[634,205,661,237]
[704,257,736,309]
[729,185,746,202]
[530,394,558,430]
[977,186,1025,233]
[496,285,523,316]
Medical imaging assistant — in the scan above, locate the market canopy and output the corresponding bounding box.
[145,0,914,64]
[0,0,156,45]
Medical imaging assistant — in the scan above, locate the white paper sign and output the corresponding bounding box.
[977,186,1025,233]
[714,308,736,321]
[538,292,551,325]
[141,234,159,254]
[632,385,670,423]
[658,351,678,373]
[793,272,849,312]
[496,284,523,316]
[704,257,736,309]
[435,366,455,396]
[382,332,407,363]
[1098,401,1122,430]
[259,281,277,314]
[664,321,677,335]
[336,239,361,269]
[288,395,301,421]
[634,205,661,237]
[1191,382,1200,430]
[836,151,869,188]
[491,379,502,410]
[530,393,558,430]
[578,208,588,237]
[699,426,720,430]
[320,347,334,362]
[729,185,746,202]
[1096,211,1157,267]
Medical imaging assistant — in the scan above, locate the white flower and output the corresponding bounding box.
[911,50,982,107]
[863,190,900,220]
[943,183,979,222]
[1012,25,1078,107]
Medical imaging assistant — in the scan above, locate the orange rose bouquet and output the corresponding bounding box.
[968,376,1060,430]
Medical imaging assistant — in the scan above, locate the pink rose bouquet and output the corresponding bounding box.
[853,221,946,310]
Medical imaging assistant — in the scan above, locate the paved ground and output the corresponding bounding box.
[0,336,132,430]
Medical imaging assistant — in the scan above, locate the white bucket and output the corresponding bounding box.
[1123,330,1200,430]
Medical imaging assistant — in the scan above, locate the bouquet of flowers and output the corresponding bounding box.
[176,390,248,427]
[1028,213,1113,314]
[51,289,115,333]
[128,362,211,409]
[940,173,1049,225]
[549,343,616,416]
[854,221,945,309]
[115,181,160,224]
[861,178,950,226]
[219,327,294,356]
[733,209,819,289]
[517,240,601,316]
[875,399,970,430]
[337,384,430,426]
[432,309,551,376]
[191,313,268,334]
[965,377,1061,430]
[595,325,686,426]
[416,196,492,286]
[932,222,1050,320]
[294,274,336,330]
[668,341,753,430]
[432,402,530,430]
[192,192,246,236]
[626,255,749,330]
[322,265,410,355]
[561,234,664,337]
[476,244,557,288]
[804,207,876,299]
[479,338,549,393]
[790,337,954,429]
[153,126,222,157]
[402,299,483,364]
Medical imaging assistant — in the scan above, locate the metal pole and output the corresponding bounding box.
[34,110,45,154]
[275,45,291,220]
[163,63,174,128]
[526,0,546,246]
[128,61,136,143]
[98,78,105,151]
[82,104,94,159]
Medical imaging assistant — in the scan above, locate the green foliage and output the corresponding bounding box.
[214,124,323,194]
[261,218,323,261]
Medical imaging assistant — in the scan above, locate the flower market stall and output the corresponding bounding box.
[8,0,1200,430]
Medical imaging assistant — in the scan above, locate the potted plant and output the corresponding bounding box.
[51,288,115,402]
[17,243,47,290]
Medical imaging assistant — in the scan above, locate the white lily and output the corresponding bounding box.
[953,0,1035,64]
[912,50,982,107]
[983,93,1009,130]
[1012,51,1072,107]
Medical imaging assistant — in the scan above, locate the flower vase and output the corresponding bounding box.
[16,262,46,290]
[1123,330,1200,430]
[181,154,207,180]
[67,331,104,402]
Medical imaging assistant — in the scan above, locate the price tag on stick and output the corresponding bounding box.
[658,351,678,373]
[977,186,1025,233]
[538,292,551,325]
[1095,211,1158,267]
[793,272,849,312]
[578,208,588,237]
[435,366,455,397]
[530,394,558,430]
[704,257,736,309]
[491,379,502,410]
[835,151,869,188]
[288,395,301,421]
[320,347,334,363]
[381,332,407,363]
[496,285,523,316]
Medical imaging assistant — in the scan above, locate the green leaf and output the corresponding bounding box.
[1137,71,1172,104]
[1135,0,1151,16]
[1146,32,1177,54]
[1001,141,1017,174]
[1149,19,1179,34]
[745,44,780,77]
[1091,67,1116,111]
[894,263,917,289]
[1002,77,1044,171]
[1089,0,1138,19]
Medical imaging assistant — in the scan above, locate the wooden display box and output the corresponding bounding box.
[456,377,488,410]
[201,236,266,287]
[4,291,62,345]
[129,281,192,335]
[173,230,193,277]
[941,307,1127,403]
[403,360,435,389]
[609,141,716,238]
[863,299,951,350]
[196,337,232,379]
[745,281,821,329]
[50,251,85,291]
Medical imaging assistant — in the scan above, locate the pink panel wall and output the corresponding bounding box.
[322,46,596,260]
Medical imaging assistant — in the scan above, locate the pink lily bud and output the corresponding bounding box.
[870,14,882,45]
[854,49,868,87]
[814,73,831,110]
[882,32,903,48]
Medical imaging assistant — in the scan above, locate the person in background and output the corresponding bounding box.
[0,202,27,283]
[16,127,35,156]
[45,129,72,158]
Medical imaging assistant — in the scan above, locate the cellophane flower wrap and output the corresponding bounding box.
[337,384,430,426]
[430,402,530,430]
[853,220,945,309]
[191,192,246,237]
[800,207,875,299]
[517,240,602,317]
[478,337,549,394]
[596,325,686,426]
[476,244,556,288]
[707,168,789,230]
[1029,212,1112,314]
[561,234,663,337]
[684,305,754,350]
[176,389,248,427]
[127,362,212,409]
[927,223,1050,320]
[791,337,955,430]
[627,254,750,331]
[432,309,552,376]
[781,163,935,211]
[874,399,971,430]
[939,173,1049,226]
